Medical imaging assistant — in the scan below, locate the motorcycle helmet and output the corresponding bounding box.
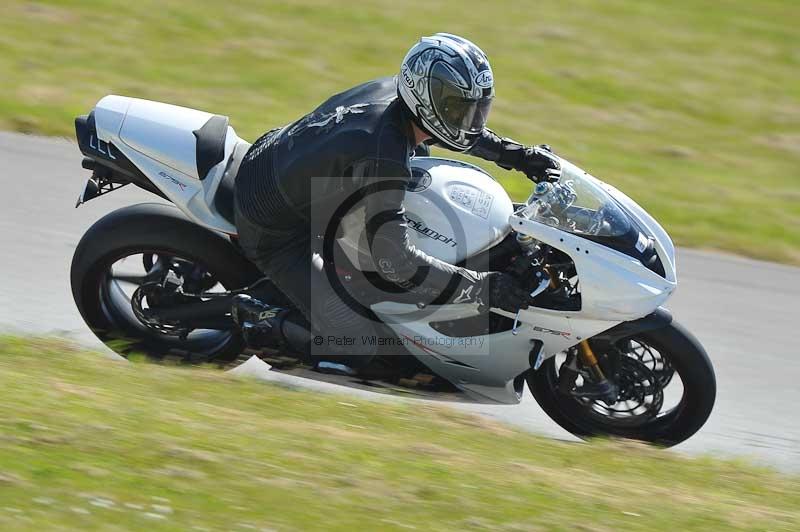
[398,33,494,151]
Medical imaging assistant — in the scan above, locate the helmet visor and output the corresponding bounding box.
[439,93,493,134]
[429,65,493,137]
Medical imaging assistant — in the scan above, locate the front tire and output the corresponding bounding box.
[71,203,263,362]
[528,322,716,447]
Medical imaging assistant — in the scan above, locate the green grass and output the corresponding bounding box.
[1,0,799,263]
[0,336,799,530]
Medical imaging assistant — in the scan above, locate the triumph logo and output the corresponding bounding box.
[474,70,493,88]
[406,218,457,248]
[406,168,432,192]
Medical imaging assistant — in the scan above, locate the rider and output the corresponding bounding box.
[232,33,561,372]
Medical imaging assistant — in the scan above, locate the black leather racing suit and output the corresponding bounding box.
[234,76,534,365]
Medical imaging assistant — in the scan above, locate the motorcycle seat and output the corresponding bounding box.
[193,115,230,180]
[213,139,251,225]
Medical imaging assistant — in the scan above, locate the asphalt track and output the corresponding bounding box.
[1,131,798,471]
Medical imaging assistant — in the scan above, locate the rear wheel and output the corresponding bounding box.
[528,322,715,447]
[71,203,264,362]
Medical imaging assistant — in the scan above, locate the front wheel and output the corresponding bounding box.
[528,322,715,447]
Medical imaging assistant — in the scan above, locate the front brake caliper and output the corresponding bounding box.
[557,350,580,394]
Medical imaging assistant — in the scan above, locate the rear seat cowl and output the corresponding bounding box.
[94,95,133,143]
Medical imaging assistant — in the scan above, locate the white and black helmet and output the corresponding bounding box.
[398,33,494,151]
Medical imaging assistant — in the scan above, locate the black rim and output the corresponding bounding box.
[551,337,684,430]
[98,249,235,357]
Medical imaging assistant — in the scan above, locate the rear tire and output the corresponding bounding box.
[528,322,715,447]
[71,203,263,362]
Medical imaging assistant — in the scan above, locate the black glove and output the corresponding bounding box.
[466,130,562,182]
[476,272,532,313]
[519,145,562,183]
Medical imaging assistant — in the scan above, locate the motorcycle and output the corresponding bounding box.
[70,95,716,446]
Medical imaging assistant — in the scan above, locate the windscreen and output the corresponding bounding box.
[520,160,632,238]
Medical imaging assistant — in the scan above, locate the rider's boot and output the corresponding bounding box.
[231,295,361,377]
[231,294,288,348]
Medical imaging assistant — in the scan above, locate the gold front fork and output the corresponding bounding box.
[578,340,608,382]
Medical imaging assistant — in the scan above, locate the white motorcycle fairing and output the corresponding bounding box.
[85,95,678,405]
[370,160,678,404]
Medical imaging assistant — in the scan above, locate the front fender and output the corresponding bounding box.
[592,307,673,344]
